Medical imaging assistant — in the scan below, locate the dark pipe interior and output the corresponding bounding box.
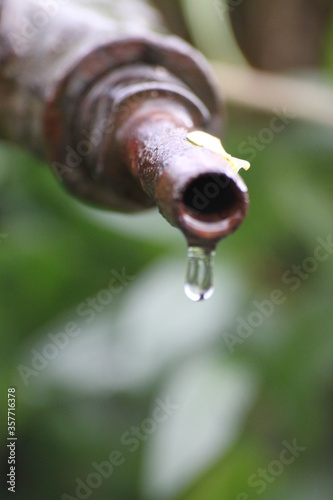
[182,174,241,218]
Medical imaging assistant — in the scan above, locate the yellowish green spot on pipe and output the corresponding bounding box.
[187,131,251,173]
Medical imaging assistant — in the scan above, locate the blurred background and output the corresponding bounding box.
[1,0,333,498]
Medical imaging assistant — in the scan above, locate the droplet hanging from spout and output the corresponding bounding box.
[184,246,216,302]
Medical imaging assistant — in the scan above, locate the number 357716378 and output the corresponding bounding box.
[8,388,16,435]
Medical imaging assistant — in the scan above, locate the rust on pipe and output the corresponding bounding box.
[0,0,250,298]
[117,100,248,248]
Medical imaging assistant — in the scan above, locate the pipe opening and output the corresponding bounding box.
[182,174,242,219]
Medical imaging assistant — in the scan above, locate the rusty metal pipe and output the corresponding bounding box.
[117,99,248,248]
[0,0,249,252]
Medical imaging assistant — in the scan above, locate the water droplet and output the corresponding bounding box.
[184,246,215,302]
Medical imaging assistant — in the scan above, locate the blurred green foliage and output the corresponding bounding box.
[1,2,333,500]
